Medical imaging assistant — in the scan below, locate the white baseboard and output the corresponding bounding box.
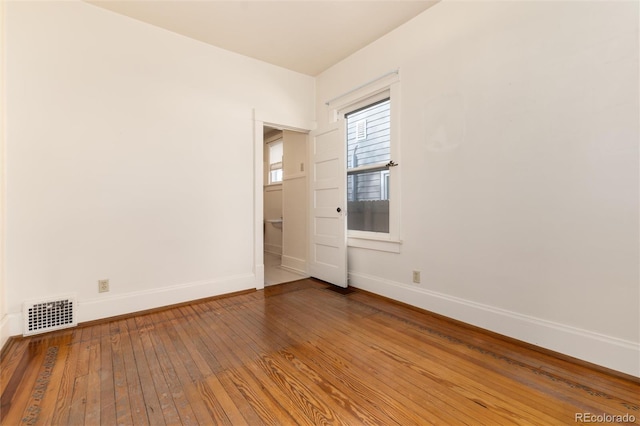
[0,314,11,352]
[281,255,307,275]
[79,273,255,324]
[7,273,256,337]
[349,271,640,378]
[6,312,21,342]
[264,244,282,256]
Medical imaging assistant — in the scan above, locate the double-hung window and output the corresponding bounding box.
[336,84,401,252]
[345,96,391,233]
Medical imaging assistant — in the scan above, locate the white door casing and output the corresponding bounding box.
[308,122,348,287]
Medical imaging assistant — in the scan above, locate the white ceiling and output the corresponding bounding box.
[86,1,439,76]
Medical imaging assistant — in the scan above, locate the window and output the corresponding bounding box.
[268,139,283,184]
[345,96,391,234]
[328,71,401,252]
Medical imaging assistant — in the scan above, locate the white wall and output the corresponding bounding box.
[4,1,314,335]
[317,1,639,376]
[282,130,308,273]
[0,0,8,350]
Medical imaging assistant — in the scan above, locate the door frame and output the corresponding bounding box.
[253,110,312,290]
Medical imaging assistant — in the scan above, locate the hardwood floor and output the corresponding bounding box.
[1,279,639,425]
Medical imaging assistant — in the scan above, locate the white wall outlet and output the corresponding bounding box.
[98,279,110,293]
[412,270,421,284]
[300,162,304,172]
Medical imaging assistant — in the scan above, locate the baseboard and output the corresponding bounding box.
[349,271,640,378]
[281,255,307,275]
[7,273,256,336]
[264,244,282,255]
[0,314,10,354]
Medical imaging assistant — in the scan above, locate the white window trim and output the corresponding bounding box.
[326,69,399,116]
[348,234,402,253]
[332,78,402,253]
[347,163,388,176]
[380,170,390,200]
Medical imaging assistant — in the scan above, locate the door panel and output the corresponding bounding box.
[308,122,347,287]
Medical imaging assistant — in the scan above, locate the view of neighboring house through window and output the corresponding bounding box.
[268,139,283,184]
[346,98,391,233]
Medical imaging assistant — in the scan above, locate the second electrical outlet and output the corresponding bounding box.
[412,270,421,284]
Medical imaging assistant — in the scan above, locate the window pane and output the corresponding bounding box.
[268,139,283,184]
[270,169,282,183]
[346,99,390,169]
[348,170,389,201]
[347,170,389,233]
[347,199,389,233]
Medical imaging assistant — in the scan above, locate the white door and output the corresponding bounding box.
[308,122,347,287]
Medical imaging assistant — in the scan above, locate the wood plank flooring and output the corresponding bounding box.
[1,279,639,425]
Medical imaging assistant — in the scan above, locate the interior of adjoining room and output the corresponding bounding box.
[263,126,310,286]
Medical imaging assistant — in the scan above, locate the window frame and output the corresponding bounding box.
[330,80,402,253]
[380,170,390,200]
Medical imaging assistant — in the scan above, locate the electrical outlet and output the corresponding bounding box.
[412,270,421,284]
[300,162,304,172]
[98,279,110,293]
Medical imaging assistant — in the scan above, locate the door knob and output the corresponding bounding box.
[337,207,342,213]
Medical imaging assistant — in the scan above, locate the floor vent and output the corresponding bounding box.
[325,286,355,295]
[23,295,77,336]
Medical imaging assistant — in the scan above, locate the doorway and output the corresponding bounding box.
[262,126,310,286]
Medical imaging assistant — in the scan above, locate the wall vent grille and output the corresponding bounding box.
[23,296,77,336]
[355,119,367,141]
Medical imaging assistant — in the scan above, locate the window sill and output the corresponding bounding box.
[347,234,401,253]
